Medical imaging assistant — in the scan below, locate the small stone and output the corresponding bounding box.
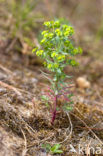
[76,77,91,89]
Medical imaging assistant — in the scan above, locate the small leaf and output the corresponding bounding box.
[78,47,83,54]
[65,106,72,111]
[53,76,57,81]
[45,102,49,107]
[54,150,63,154]
[69,101,73,105]
[56,107,60,111]
[67,93,74,98]
[42,144,51,152]
[51,144,61,152]
[41,95,48,101]
[57,69,62,74]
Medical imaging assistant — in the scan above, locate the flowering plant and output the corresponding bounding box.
[32,20,82,124]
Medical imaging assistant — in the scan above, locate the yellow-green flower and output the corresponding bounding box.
[42,30,48,35]
[47,63,52,69]
[57,55,65,61]
[50,21,54,25]
[54,63,59,68]
[54,21,60,28]
[64,31,69,36]
[43,61,47,66]
[48,33,54,38]
[32,47,38,53]
[44,32,53,39]
[55,29,61,36]
[64,26,74,36]
[40,38,46,44]
[70,27,74,34]
[51,52,58,58]
[36,50,44,56]
[44,33,48,38]
[78,47,83,54]
[64,40,70,46]
[64,28,70,36]
[44,21,51,27]
[73,48,78,55]
[62,25,68,30]
[70,60,78,66]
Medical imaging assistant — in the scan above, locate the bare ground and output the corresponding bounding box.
[0,45,103,156]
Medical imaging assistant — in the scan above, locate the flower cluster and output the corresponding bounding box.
[33,20,82,75]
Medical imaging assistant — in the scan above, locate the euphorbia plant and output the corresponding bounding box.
[32,20,82,124]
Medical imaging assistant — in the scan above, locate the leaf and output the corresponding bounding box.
[67,93,74,98]
[69,101,73,105]
[78,47,83,54]
[57,69,62,74]
[41,95,48,101]
[56,107,60,111]
[40,70,54,85]
[42,144,51,152]
[53,76,57,81]
[54,150,63,154]
[45,102,49,107]
[51,144,61,152]
[65,106,72,111]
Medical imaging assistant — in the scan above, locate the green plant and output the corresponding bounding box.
[1,0,42,50]
[8,0,39,37]
[33,20,82,124]
[42,143,63,154]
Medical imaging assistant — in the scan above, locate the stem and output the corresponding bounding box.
[51,94,57,125]
[51,79,58,125]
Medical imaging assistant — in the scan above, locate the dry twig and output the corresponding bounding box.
[0,81,22,96]
[71,109,103,146]
[21,129,28,156]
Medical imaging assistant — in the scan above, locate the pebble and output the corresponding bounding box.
[76,77,91,89]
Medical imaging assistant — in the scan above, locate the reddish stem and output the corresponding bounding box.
[51,95,57,125]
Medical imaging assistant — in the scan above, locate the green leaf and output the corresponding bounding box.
[46,102,50,107]
[57,69,62,74]
[78,47,83,54]
[42,144,51,152]
[67,93,74,98]
[56,107,60,111]
[53,76,57,81]
[50,144,63,154]
[65,106,72,111]
[41,95,48,101]
[54,150,63,154]
[51,144,61,152]
[69,101,73,105]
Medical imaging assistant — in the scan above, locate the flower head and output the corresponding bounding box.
[36,50,44,56]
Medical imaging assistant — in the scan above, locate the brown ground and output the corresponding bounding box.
[0,41,103,156]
